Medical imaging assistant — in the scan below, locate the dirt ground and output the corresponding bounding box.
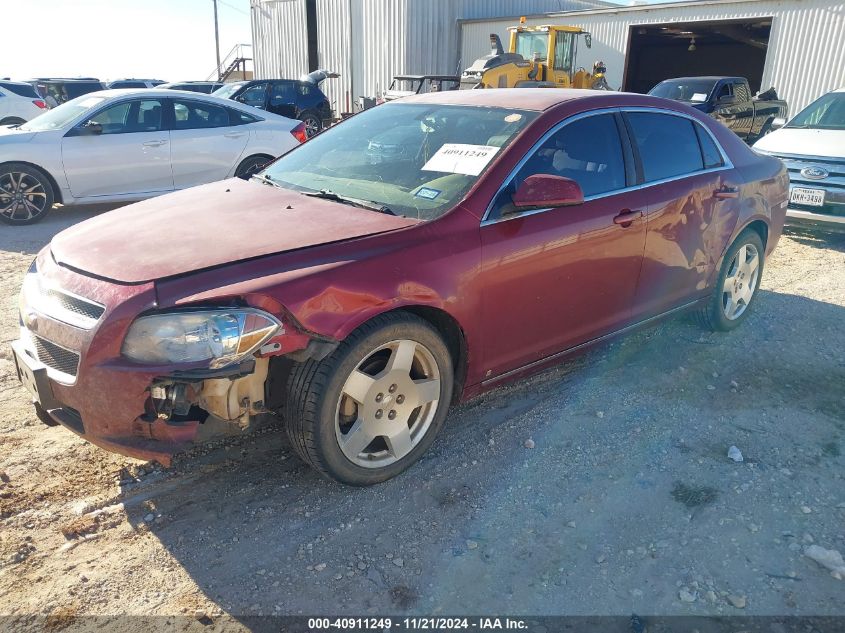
[0,205,843,631]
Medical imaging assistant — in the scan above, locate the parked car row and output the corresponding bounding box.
[0,89,305,224]
[10,87,789,485]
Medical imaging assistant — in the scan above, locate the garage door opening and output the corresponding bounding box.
[623,18,772,95]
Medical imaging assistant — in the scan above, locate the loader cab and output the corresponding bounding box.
[508,25,591,88]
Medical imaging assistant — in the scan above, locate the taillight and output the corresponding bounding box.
[290,122,308,143]
[33,100,48,110]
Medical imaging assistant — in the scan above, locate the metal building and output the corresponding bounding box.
[460,0,845,113]
[250,0,614,114]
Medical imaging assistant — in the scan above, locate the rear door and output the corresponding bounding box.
[267,81,298,119]
[61,97,173,198]
[623,110,741,320]
[169,97,250,188]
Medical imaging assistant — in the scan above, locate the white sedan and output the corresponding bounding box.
[0,89,305,224]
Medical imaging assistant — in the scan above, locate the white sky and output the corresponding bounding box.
[0,0,252,83]
[0,0,682,83]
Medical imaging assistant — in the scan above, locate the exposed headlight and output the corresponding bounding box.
[122,309,282,368]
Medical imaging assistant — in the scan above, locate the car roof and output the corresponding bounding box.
[658,76,743,82]
[399,88,631,111]
[0,80,35,88]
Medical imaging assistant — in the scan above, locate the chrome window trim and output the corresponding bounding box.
[480,106,734,227]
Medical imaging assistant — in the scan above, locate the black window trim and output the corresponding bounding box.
[480,106,733,226]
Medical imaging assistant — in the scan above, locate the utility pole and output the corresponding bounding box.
[213,0,222,80]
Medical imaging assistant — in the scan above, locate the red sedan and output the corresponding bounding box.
[12,89,788,485]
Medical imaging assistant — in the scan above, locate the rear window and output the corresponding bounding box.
[0,82,40,98]
[626,112,704,182]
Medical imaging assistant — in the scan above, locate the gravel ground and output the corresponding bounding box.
[0,206,843,631]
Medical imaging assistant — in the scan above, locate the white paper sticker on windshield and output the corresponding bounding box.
[422,144,500,176]
[691,93,708,102]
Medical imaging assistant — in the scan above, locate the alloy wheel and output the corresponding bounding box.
[335,339,441,468]
[303,117,321,138]
[722,243,760,320]
[0,172,49,222]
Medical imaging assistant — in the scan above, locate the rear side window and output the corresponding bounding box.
[695,124,724,169]
[172,99,231,129]
[0,82,40,98]
[229,108,259,125]
[626,112,704,182]
[270,82,296,106]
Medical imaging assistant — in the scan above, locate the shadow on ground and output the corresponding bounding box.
[120,289,844,619]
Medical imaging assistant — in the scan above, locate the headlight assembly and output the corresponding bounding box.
[121,309,282,368]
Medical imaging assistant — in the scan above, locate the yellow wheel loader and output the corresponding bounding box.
[461,20,608,90]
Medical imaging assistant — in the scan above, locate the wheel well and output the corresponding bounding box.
[396,305,468,404]
[0,117,26,125]
[744,219,769,249]
[0,160,63,204]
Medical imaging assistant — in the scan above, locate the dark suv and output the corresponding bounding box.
[213,76,333,138]
[29,78,105,106]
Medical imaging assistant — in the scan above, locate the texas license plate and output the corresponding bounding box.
[790,187,825,207]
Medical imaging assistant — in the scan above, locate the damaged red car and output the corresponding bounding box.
[12,89,788,485]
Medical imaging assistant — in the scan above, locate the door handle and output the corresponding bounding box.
[143,140,167,147]
[613,209,643,226]
[224,132,246,139]
[714,186,739,200]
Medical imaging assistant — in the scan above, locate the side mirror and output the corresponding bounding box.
[717,94,736,105]
[771,117,786,130]
[81,120,103,135]
[511,174,584,211]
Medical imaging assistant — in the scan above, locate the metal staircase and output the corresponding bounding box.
[207,44,253,82]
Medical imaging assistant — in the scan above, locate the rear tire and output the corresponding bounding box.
[697,229,764,332]
[234,154,273,180]
[285,313,454,486]
[300,111,322,138]
[0,162,54,225]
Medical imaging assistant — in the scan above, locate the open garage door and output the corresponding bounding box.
[623,19,771,95]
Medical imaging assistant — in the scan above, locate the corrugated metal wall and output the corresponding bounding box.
[252,0,612,114]
[251,0,310,80]
[460,0,845,113]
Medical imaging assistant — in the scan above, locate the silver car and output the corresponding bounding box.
[0,89,304,224]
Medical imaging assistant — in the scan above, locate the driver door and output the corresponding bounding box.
[62,98,173,199]
[480,112,647,378]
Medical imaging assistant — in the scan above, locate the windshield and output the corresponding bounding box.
[515,31,548,61]
[649,79,717,102]
[212,82,247,99]
[260,103,537,221]
[787,92,845,130]
[19,94,107,131]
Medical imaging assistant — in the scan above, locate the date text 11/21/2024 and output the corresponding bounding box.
[306,617,529,630]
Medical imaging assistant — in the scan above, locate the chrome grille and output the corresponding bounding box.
[40,287,105,321]
[33,336,80,378]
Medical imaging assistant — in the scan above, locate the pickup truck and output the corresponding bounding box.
[649,76,788,144]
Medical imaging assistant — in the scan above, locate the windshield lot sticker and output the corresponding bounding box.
[415,187,442,200]
[422,144,500,176]
[691,93,708,102]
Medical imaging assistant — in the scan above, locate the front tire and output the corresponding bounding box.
[285,313,454,486]
[0,117,27,127]
[235,154,273,180]
[697,229,764,331]
[0,163,54,225]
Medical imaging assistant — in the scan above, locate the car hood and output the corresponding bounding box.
[753,128,845,159]
[50,178,420,284]
[0,126,37,143]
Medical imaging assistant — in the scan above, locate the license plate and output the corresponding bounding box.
[790,187,825,207]
[11,340,59,410]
